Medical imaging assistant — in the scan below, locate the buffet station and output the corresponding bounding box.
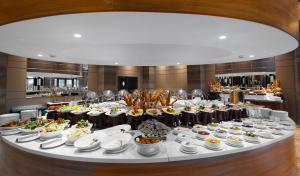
[0,90,296,176]
[209,80,284,110]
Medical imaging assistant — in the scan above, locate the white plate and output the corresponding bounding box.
[87,111,105,116]
[0,129,21,136]
[0,126,20,130]
[40,138,66,149]
[76,145,101,152]
[104,144,129,154]
[40,130,63,139]
[16,133,41,143]
[74,131,105,150]
[101,133,132,151]
[225,141,243,148]
[204,144,223,151]
[179,147,198,154]
[105,124,131,135]
[244,139,260,144]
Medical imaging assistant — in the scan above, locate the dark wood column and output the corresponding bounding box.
[275,52,299,122]
[0,53,8,113]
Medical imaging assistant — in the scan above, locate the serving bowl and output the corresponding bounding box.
[135,135,161,155]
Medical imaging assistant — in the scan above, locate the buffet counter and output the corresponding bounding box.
[0,117,297,176]
[1,126,295,163]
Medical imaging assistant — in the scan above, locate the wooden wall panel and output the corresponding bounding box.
[27,58,81,75]
[0,53,7,113]
[275,53,298,122]
[215,58,275,74]
[155,66,187,91]
[0,0,298,38]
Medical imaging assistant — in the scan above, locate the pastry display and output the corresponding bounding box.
[127,108,143,117]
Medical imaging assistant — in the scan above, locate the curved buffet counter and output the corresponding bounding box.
[0,114,297,176]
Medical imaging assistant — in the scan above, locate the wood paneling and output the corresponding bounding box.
[0,0,298,38]
[0,53,7,113]
[215,58,275,74]
[0,136,296,176]
[155,66,187,91]
[276,53,298,123]
[27,58,81,75]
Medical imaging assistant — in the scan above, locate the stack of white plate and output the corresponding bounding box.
[257,130,274,139]
[101,133,132,154]
[243,134,260,144]
[175,133,190,143]
[179,140,198,154]
[204,139,223,151]
[173,127,189,135]
[225,136,243,148]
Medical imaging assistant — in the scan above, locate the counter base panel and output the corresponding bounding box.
[0,136,296,176]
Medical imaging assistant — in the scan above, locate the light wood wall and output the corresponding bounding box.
[155,65,187,91]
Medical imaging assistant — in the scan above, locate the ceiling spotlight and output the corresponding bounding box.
[177,62,180,65]
[219,35,227,40]
[73,33,82,38]
[249,55,255,58]
[37,54,43,57]
[114,62,119,65]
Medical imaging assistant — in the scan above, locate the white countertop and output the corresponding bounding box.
[1,120,295,164]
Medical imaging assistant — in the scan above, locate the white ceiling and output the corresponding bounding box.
[0,12,297,66]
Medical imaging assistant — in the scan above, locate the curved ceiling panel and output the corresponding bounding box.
[0,12,297,66]
[0,0,298,38]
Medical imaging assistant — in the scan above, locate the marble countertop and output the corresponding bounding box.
[1,120,295,164]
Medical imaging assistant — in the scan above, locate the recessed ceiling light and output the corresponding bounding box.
[219,35,227,40]
[37,54,43,57]
[249,55,255,58]
[73,33,82,38]
[114,62,119,65]
[177,62,180,65]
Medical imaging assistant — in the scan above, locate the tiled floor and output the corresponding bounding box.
[295,126,300,175]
